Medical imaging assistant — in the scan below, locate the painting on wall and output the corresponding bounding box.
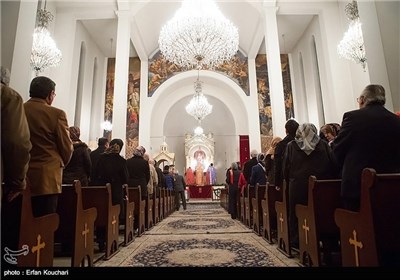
[126,57,141,159]
[103,57,141,159]
[148,50,249,97]
[256,54,294,152]
[103,58,115,141]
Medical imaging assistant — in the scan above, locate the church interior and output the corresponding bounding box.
[1,0,399,272]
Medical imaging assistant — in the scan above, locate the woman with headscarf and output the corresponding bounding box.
[265,136,282,185]
[62,126,91,186]
[283,123,339,249]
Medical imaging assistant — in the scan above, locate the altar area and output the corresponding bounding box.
[184,131,218,183]
[187,185,226,200]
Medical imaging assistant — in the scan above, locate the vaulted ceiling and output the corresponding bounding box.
[54,0,314,60]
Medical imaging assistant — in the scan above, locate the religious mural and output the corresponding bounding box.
[103,58,115,142]
[148,50,249,96]
[255,54,294,152]
[104,57,141,159]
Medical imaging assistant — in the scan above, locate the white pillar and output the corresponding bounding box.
[263,3,287,137]
[247,58,262,152]
[9,0,38,100]
[358,2,393,111]
[112,10,130,156]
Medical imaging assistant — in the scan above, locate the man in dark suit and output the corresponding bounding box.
[274,119,299,189]
[90,137,109,182]
[333,84,400,211]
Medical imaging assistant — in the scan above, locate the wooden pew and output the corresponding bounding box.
[220,187,227,210]
[17,185,59,267]
[160,188,168,219]
[123,185,135,246]
[252,184,267,235]
[236,187,241,221]
[275,181,293,258]
[56,181,97,266]
[159,188,165,220]
[153,190,160,224]
[261,184,282,244]
[81,185,120,260]
[335,168,400,266]
[239,188,246,224]
[295,177,341,266]
[145,195,154,230]
[245,185,255,228]
[128,186,145,237]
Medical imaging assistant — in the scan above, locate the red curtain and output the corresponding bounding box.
[239,135,249,170]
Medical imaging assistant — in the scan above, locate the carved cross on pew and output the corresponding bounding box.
[279,213,284,232]
[349,229,363,267]
[111,215,117,235]
[82,223,89,248]
[302,219,310,245]
[31,234,45,267]
[128,210,133,228]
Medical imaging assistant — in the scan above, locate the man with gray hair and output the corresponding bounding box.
[333,84,400,211]
[173,170,186,211]
[1,66,11,86]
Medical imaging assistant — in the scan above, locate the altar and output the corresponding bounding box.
[187,185,213,199]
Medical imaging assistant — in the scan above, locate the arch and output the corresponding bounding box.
[149,70,251,137]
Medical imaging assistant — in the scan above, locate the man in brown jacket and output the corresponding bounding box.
[24,76,73,217]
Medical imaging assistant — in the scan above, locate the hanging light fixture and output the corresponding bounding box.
[185,71,212,121]
[158,0,239,69]
[30,2,62,75]
[194,125,204,135]
[337,0,367,70]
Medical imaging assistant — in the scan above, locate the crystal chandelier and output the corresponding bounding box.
[337,1,367,70]
[185,74,212,121]
[158,0,239,69]
[31,4,62,75]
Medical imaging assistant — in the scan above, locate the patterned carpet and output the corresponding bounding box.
[95,202,299,267]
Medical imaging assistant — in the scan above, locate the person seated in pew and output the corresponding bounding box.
[91,139,129,251]
[283,123,339,249]
[333,84,400,211]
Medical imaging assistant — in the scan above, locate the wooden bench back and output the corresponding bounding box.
[17,185,59,267]
[335,168,400,266]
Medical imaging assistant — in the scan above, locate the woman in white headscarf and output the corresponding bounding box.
[283,123,339,249]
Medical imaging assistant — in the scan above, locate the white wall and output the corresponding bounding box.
[375,1,399,112]
[289,3,371,128]
[52,9,107,145]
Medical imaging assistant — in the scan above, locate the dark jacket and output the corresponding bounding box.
[274,134,295,188]
[126,156,150,198]
[63,142,91,186]
[90,145,107,182]
[333,104,400,199]
[92,152,129,206]
[243,157,257,183]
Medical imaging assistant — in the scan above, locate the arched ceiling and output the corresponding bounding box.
[54,0,314,59]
